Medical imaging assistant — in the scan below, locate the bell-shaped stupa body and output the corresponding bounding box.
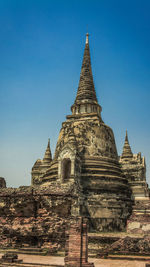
[41,34,132,232]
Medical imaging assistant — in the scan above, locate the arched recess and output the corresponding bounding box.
[62,158,71,182]
[58,145,77,182]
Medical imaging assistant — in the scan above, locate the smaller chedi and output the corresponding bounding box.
[0,34,149,251]
[31,138,52,185]
[119,131,149,200]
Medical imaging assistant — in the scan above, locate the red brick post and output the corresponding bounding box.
[64,217,94,267]
[81,218,88,264]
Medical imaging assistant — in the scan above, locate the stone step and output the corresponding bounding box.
[0,249,44,256]
[19,248,42,251]
[107,254,150,261]
[0,262,61,267]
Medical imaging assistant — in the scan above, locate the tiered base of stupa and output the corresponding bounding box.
[80,156,132,232]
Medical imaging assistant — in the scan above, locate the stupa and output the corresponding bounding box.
[32,34,146,232]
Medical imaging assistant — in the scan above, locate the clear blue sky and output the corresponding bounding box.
[0,0,150,187]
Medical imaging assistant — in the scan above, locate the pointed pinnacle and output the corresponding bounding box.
[48,138,50,147]
[122,131,133,159]
[74,34,98,104]
[43,139,52,162]
[125,130,128,142]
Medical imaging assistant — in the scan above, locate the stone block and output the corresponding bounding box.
[128,222,141,230]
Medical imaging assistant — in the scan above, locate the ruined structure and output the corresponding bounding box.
[32,33,133,232]
[119,131,149,200]
[0,252,22,264]
[0,34,149,251]
[31,138,52,185]
[0,178,6,188]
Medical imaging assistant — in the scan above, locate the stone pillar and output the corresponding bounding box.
[82,219,88,263]
[64,217,94,267]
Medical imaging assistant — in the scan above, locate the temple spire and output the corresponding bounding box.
[71,34,102,117]
[121,131,133,159]
[43,138,52,163]
[75,33,97,104]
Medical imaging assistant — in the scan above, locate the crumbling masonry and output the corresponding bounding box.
[0,34,150,251]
